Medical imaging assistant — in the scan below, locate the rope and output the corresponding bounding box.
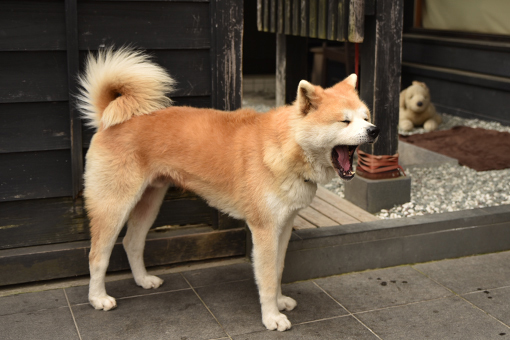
[356,149,406,179]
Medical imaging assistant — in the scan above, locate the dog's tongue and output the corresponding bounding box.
[335,145,350,170]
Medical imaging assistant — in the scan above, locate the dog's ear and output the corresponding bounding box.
[296,80,319,115]
[343,74,357,88]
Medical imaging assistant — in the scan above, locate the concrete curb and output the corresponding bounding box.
[283,205,510,283]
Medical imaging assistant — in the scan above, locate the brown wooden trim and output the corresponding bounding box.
[408,28,510,44]
[0,227,246,286]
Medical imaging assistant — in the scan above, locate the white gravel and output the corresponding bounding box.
[242,93,510,219]
[325,113,510,219]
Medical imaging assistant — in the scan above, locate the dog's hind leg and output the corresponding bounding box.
[87,179,146,311]
[123,184,169,289]
[251,224,292,331]
[276,219,297,312]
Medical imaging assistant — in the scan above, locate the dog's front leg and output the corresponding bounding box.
[276,221,297,312]
[250,225,292,331]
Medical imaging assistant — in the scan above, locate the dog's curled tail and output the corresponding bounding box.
[77,47,175,130]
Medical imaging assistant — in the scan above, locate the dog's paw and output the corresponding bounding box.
[263,313,292,332]
[399,120,414,131]
[277,295,297,311]
[136,275,164,289]
[424,120,438,132]
[89,295,117,311]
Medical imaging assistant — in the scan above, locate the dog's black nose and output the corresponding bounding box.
[417,101,423,107]
[367,126,380,139]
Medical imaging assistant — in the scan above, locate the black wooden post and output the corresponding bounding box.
[65,0,83,199]
[210,0,243,111]
[359,0,403,156]
[344,0,409,213]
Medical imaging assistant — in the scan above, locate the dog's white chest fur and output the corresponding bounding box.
[265,178,317,227]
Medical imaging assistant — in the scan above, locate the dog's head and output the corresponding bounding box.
[401,81,431,114]
[292,74,379,182]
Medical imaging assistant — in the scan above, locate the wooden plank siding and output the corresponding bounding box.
[0,0,245,285]
[257,0,365,42]
[293,186,379,229]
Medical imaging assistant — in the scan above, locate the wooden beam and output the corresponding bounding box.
[0,227,246,286]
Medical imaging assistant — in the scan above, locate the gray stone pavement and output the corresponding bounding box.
[2,251,510,339]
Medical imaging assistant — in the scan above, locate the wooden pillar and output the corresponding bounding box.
[276,34,309,105]
[344,0,409,213]
[359,0,403,156]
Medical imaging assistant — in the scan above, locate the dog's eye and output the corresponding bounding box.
[341,120,350,124]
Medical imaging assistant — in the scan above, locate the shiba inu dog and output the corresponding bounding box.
[78,47,379,332]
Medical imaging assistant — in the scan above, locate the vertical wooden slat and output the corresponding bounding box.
[327,0,338,40]
[415,0,423,28]
[276,33,286,107]
[270,0,276,33]
[285,0,292,34]
[336,0,348,41]
[348,0,365,42]
[210,0,243,111]
[360,0,404,156]
[292,0,300,35]
[299,0,308,36]
[318,0,327,39]
[277,0,284,33]
[309,0,318,38]
[257,0,263,31]
[65,0,83,200]
[263,0,269,31]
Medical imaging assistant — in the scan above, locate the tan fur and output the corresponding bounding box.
[77,46,175,130]
[399,81,442,132]
[80,48,378,332]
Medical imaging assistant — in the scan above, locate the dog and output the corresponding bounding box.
[77,47,379,332]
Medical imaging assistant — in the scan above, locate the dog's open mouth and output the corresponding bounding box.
[332,145,358,180]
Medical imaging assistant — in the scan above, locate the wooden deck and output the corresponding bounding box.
[294,186,379,230]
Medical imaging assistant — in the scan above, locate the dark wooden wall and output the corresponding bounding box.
[0,0,245,285]
[402,0,510,125]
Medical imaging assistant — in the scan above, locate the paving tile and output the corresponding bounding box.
[463,287,510,327]
[0,306,79,340]
[195,279,347,336]
[357,296,510,340]
[194,279,264,335]
[414,251,510,294]
[231,316,379,340]
[314,266,452,313]
[182,262,254,288]
[0,289,68,316]
[72,289,226,340]
[65,272,189,305]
